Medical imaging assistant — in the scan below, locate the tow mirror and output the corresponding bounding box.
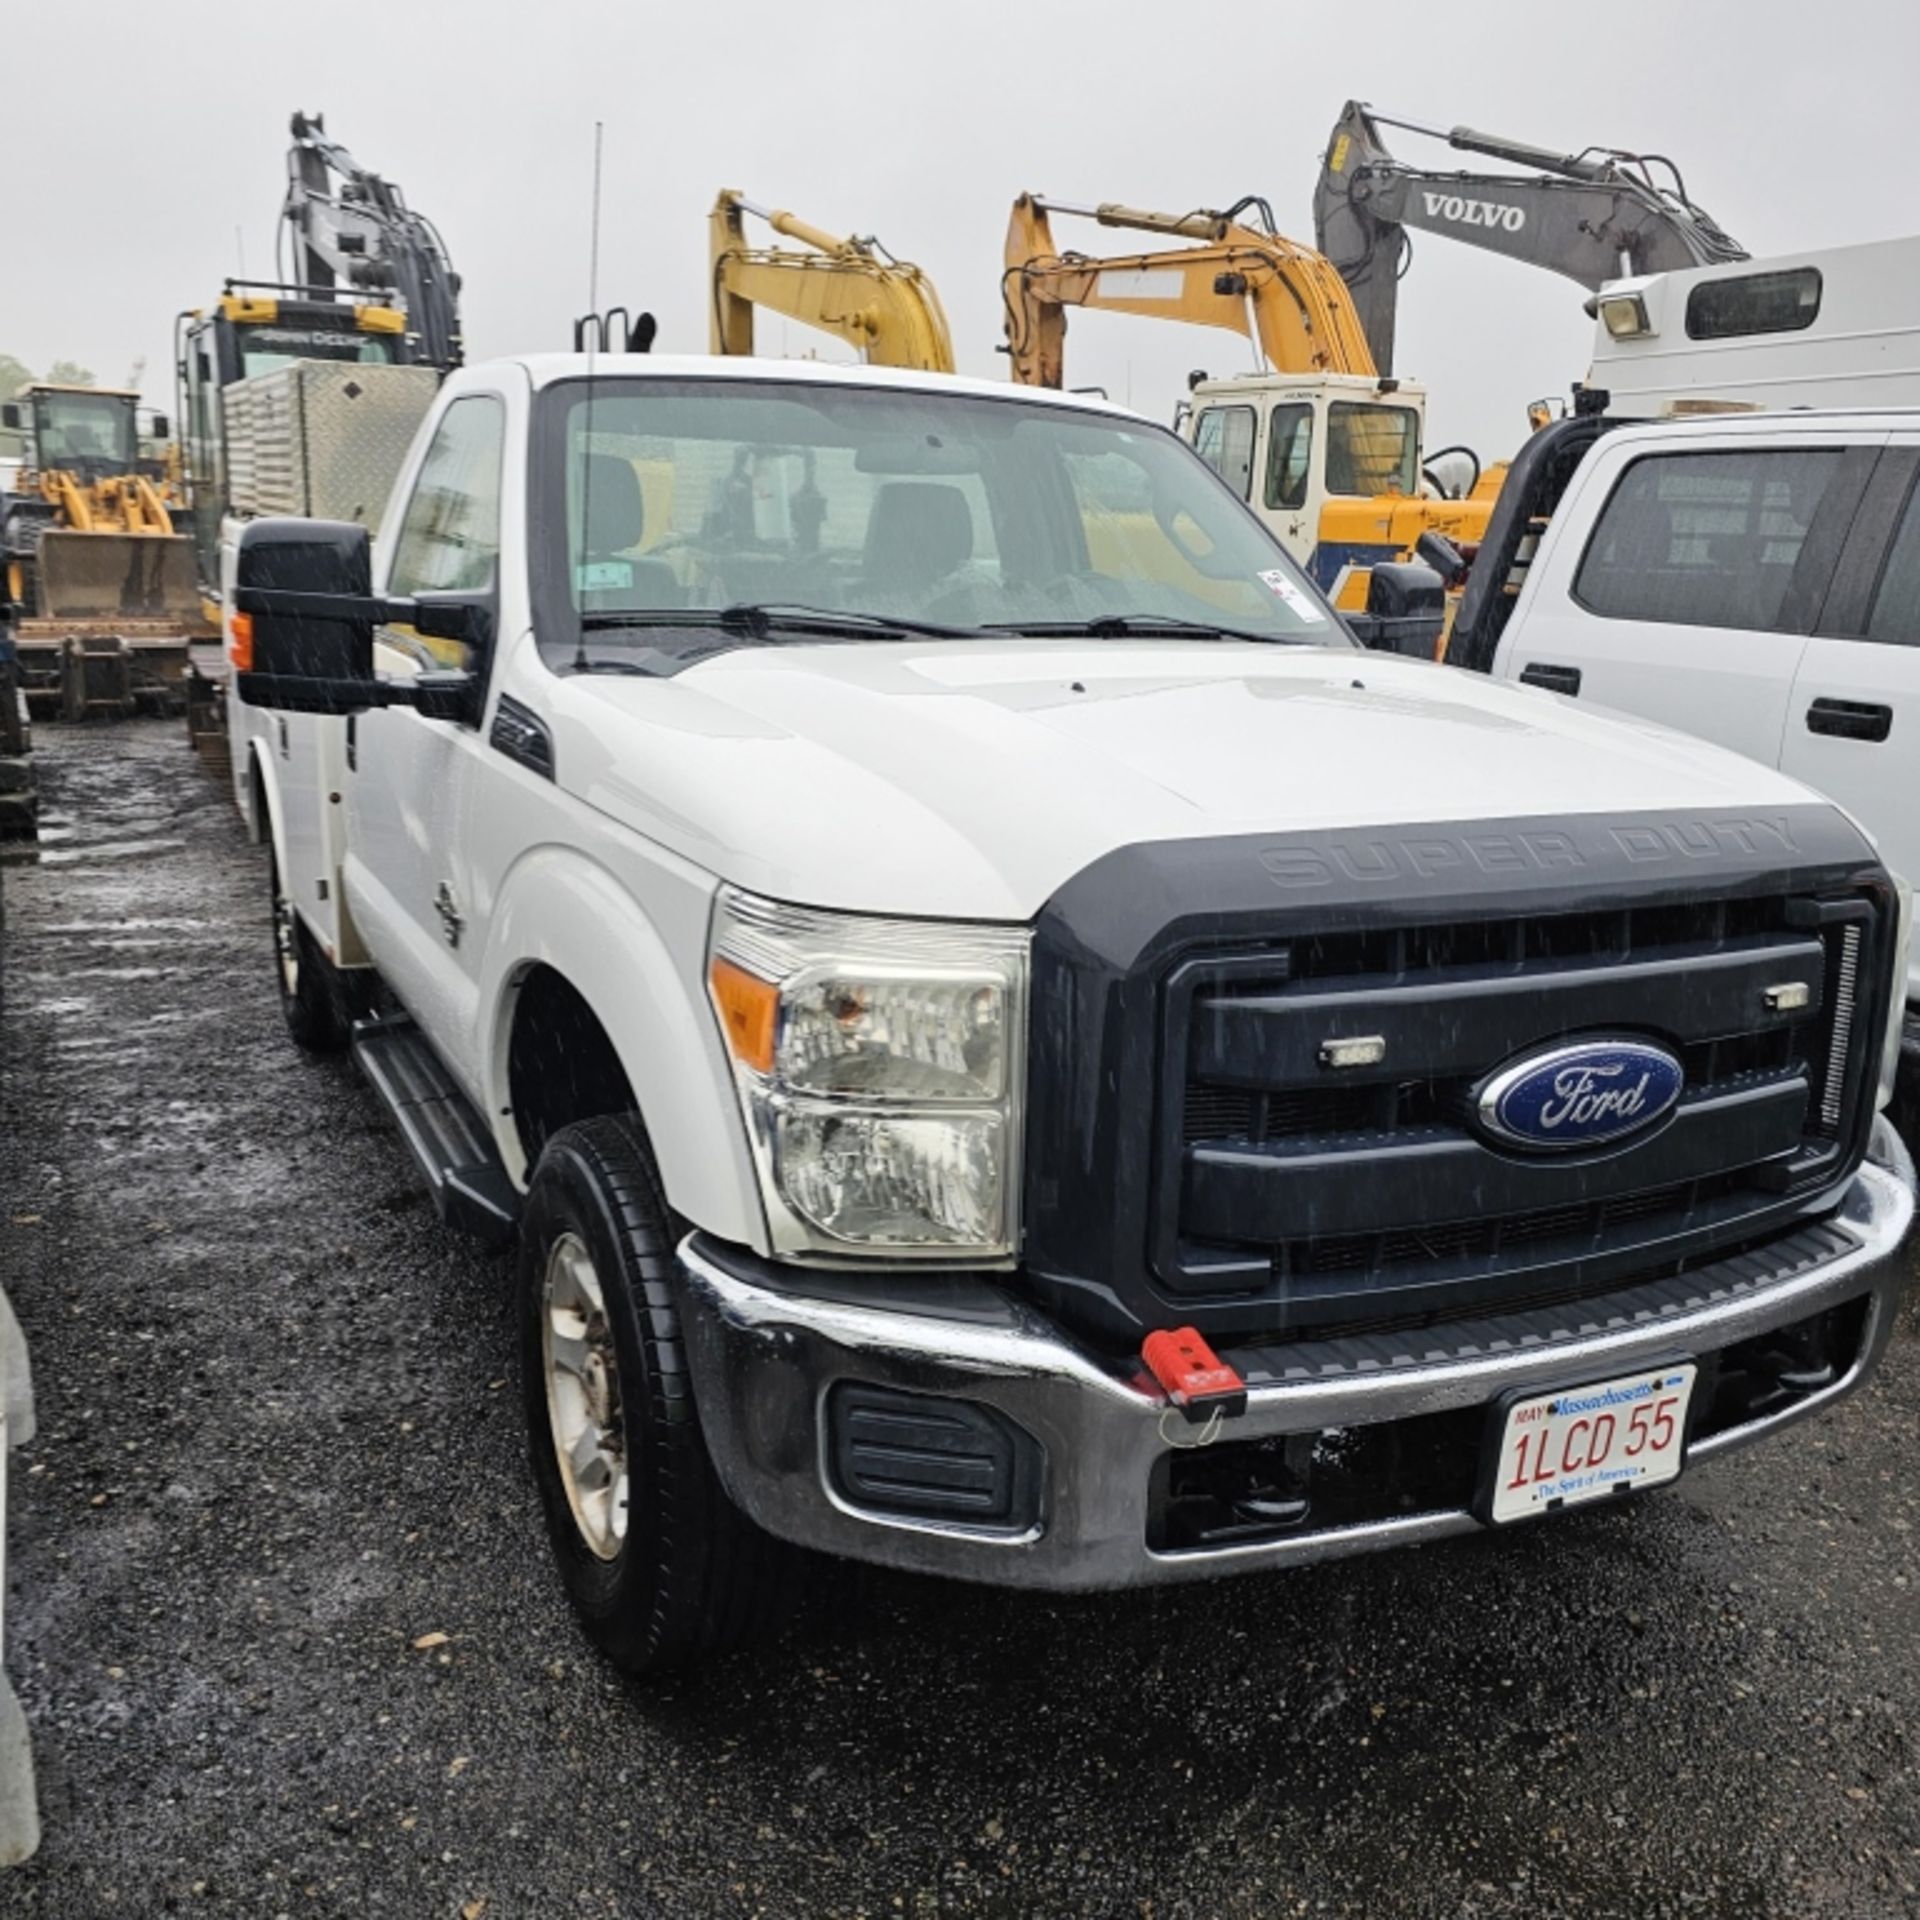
[232,520,484,720]
[1345,560,1447,659]
[232,518,380,714]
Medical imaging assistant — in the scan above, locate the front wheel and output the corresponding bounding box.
[519,1114,802,1673]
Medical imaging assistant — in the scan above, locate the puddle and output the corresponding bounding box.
[37,838,189,867]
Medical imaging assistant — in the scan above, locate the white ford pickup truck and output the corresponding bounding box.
[227,355,1916,1673]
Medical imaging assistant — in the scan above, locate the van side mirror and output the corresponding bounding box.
[1344,560,1448,658]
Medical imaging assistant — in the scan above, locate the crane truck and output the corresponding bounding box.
[1002,193,1504,617]
[224,344,1912,1673]
[1313,100,1747,377]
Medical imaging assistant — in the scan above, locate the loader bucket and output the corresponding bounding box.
[35,529,201,626]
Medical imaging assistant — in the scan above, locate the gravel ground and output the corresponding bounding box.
[0,717,1915,1920]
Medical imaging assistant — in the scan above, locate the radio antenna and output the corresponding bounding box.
[573,120,605,673]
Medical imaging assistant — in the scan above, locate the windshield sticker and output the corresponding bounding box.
[1258,568,1326,621]
[576,559,634,591]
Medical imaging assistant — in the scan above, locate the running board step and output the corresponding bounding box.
[351,1014,520,1246]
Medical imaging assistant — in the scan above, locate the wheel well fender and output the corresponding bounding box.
[248,743,290,888]
[478,846,762,1244]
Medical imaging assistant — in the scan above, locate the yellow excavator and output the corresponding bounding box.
[710,191,955,371]
[1002,193,1505,620]
[0,382,207,716]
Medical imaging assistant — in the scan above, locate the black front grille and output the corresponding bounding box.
[1157,891,1885,1332]
[1019,805,1894,1353]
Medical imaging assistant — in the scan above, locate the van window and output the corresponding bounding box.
[1865,481,1920,647]
[1685,268,1822,341]
[1573,448,1841,632]
[1192,405,1255,500]
[1264,402,1314,511]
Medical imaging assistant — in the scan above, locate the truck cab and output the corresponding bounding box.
[1462,407,1920,1084]
[229,354,1915,1673]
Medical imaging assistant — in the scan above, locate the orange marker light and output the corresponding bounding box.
[710,957,778,1074]
[229,611,254,671]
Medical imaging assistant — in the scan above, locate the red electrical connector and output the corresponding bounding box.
[1141,1326,1247,1425]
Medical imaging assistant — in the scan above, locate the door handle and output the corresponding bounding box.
[1806,697,1893,742]
[1519,662,1583,697]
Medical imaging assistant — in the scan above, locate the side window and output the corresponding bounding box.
[1685,268,1822,342]
[387,396,505,604]
[1573,448,1842,632]
[1264,403,1314,511]
[1192,405,1255,501]
[1865,481,1920,647]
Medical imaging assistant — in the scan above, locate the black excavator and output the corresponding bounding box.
[175,112,464,589]
[1314,99,1747,375]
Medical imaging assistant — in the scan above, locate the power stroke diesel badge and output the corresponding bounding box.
[1474,1039,1684,1152]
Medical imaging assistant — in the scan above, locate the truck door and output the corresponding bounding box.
[1782,444,1920,1009]
[346,393,506,1090]
[1494,435,1872,767]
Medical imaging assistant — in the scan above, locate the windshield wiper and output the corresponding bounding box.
[577,603,972,640]
[977,614,1309,645]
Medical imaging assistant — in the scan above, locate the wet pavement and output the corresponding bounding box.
[0,718,1915,1919]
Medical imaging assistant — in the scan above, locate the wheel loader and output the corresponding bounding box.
[0,383,212,721]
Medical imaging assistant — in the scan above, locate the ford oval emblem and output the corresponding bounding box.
[1475,1039,1684,1152]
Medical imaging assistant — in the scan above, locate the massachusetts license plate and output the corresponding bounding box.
[1487,1362,1697,1525]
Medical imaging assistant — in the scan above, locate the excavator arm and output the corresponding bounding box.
[1315,100,1746,373]
[283,111,464,370]
[1003,194,1376,386]
[709,192,955,372]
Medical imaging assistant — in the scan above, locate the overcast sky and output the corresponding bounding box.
[5,0,1915,459]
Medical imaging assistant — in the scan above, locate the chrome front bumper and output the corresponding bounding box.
[677,1118,1917,1592]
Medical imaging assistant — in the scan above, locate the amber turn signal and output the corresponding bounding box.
[229,611,254,672]
[710,956,778,1074]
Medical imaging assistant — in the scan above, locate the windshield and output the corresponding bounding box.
[236,324,400,380]
[530,378,1347,666]
[32,390,137,471]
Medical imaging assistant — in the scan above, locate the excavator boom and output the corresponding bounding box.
[1316,100,1747,373]
[284,111,463,370]
[1003,194,1376,386]
[710,191,955,373]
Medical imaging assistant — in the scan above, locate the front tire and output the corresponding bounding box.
[519,1115,800,1673]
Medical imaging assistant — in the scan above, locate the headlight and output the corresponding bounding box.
[1879,877,1913,1111]
[707,888,1028,1260]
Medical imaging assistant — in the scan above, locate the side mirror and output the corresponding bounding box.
[232,518,380,714]
[231,518,487,720]
[148,412,171,441]
[1345,560,1447,658]
[0,405,20,432]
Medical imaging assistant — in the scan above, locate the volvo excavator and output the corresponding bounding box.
[1314,100,1747,375]
[710,191,954,370]
[1003,193,1502,611]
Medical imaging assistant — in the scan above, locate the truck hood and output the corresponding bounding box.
[541,639,1830,921]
